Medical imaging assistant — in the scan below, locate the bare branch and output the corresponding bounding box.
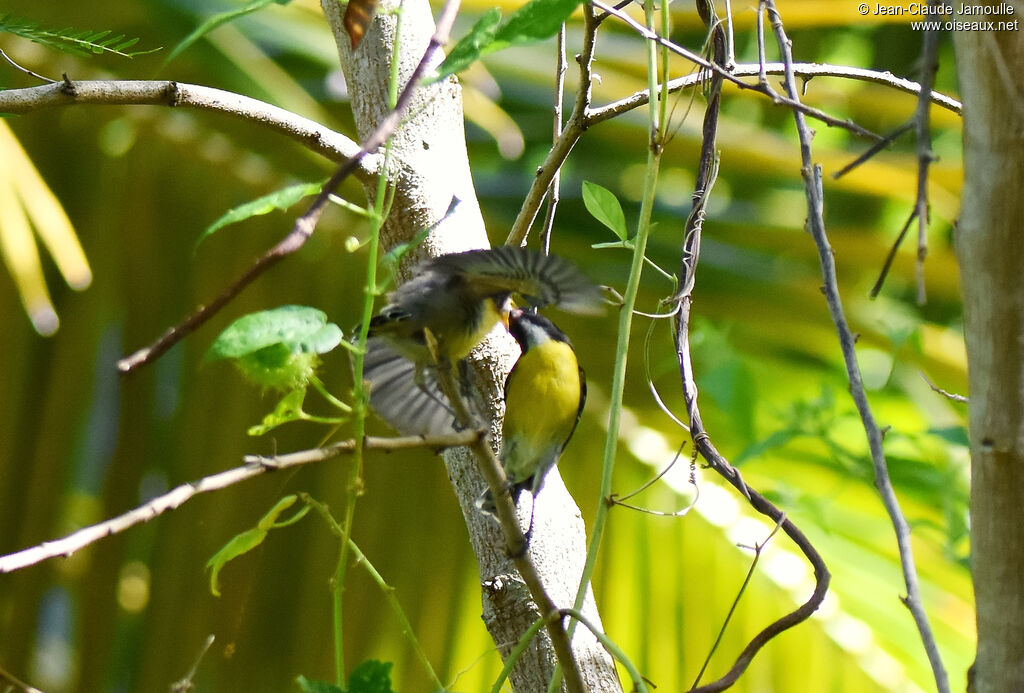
[870,207,918,299]
[0,47,56,83]
[834,121,916,180]
[921,372,969,404]
[589,63,961,126]
[762,2,950,691]
[910,0,943,305]
[0,79,375,173]
[117,0,462,374]
[692,517,785,690]
[591,0,883,141]
[540,24,568,255]
[505,3,599,247]
[0,431,483,574]
[667,6,831,690]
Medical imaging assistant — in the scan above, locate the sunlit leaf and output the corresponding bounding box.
[206,306,342,361]
[0,13,158,58]
[436,0,580,79]
[206,306,342,390]
[434,8,501,79]
[206,495,310,597]
[247,388,307,436]
[197,179,326,246]
[492,0,581,46]
[582,180,628,241]
[163,0,292,66]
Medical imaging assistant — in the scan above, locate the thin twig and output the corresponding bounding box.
[870,208,918,298]
[921,372,968,404]
[911,0,942,305]
[170,635,216,693]
[117,0,462,374]
[505,3,599,247]
[692,518,785,690]
[540,24,568,254]
[676,301,831,693]
[762,2,950,691]
[609,441,701,517]
[559,608,650,693]
[0,47,56,83]
[588,62,961,126]
[301,497,446,691]
[834,121,915,180]
[0,430,483,574]
[0,662,42,693]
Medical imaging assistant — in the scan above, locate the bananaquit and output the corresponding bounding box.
[477,308,585,527]
[360,246,600,436]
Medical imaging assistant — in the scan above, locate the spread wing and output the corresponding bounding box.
[361,338,457,436]
[432,247,603,314]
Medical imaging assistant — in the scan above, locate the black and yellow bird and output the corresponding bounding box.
[360,246,599,436]
[477,308,585,528]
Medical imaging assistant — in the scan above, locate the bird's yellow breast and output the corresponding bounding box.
[502,340,581,482]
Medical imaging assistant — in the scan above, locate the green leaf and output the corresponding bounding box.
[163,0,292,66]
[582,181,628,241]
[206,306,342,390]
[206,495,310,597]
[248,388,307,436]
[434,8,502,80]
[206,306,342,362]
[347,661,395,693]
[295,662,393,693]
[435,0,582,79]
[197,179,326,247]
[493,0,582,45]
[0,14,158,58]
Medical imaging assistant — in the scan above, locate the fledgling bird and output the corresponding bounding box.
[476,308,586,531]
[360,246,600,436]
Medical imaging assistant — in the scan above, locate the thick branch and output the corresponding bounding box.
[0,80,377,179]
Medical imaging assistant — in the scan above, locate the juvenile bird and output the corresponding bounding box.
[360,246,599,436]
[476,308,585,531]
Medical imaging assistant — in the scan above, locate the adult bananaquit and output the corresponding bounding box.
[360,246,600,436]
[477,308,585,522]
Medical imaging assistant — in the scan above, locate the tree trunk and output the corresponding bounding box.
[319,2,622,690]
[952,11,1024,693]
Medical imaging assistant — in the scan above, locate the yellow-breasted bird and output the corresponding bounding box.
[476,308,585,526]
[360,246,600,436]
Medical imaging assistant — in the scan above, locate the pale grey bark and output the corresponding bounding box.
[952,11,1024,693]
[319,1,621,690]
